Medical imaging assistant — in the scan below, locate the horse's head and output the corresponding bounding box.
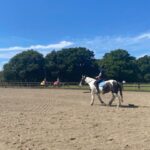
[79,75,86,86]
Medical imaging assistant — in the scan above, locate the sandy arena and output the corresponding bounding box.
[0,88,150,150]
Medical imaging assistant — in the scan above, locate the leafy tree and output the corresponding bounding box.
[45,47,98,81]
[98,49,137,82]
[3,50,45,82]
[0,71,4,81]
[4,47,150,83]
[136,55,150,82]
[144,74,150,82]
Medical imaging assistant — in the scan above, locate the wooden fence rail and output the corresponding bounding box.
[0,82,150,91]
[0,81,80,89]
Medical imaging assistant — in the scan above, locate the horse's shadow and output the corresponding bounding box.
[83,91,91,93]
[103,103,150,109]
[109,104,139,108]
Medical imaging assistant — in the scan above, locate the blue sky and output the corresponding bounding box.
[1,0,150,70]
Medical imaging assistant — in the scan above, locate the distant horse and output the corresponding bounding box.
[53,80,61,86]
[79,76,123,107]
[40,79,46,86]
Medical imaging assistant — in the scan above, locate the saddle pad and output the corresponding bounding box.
[99,81,106,87]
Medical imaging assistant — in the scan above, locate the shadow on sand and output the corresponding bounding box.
[104,104,150,109]
[119,104,139,108]
[98,104,139,109]
[83,91,91,93]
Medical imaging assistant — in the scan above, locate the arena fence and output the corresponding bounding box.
[0,81,150,91]
[0,81,80,89]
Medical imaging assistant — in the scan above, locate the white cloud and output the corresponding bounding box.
[74,32,150,58]
[135,33,150,40]
[0,40,73,59]
[0,41,74,52]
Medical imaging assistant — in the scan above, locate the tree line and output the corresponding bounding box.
[0,47,150,83]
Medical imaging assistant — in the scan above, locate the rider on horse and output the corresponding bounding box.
[94,68,105,93]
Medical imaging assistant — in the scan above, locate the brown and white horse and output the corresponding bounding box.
[79,76,123,107]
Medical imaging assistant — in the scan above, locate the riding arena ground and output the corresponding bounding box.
[0,88,150,150]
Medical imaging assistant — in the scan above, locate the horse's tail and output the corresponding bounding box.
[117,82,123,102]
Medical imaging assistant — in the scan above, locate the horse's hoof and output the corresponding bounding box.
[117,105,121,108]
[101,103,106,106]
[108,103,112,106]
[90,103,93,106]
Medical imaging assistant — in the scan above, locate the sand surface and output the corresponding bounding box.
[0,88,150,150]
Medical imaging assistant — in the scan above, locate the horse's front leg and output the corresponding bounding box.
[90,92,95,106]
[97,94,106,105]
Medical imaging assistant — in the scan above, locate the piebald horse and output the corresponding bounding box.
[79,76,123,107]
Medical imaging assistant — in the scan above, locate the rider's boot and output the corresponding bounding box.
[94,82,100,93]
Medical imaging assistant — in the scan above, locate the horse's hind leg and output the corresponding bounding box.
[110,93,121,108]
[115,93,121,108]
[97,94,106,105]
[108,93,115,106]
[118,94,122,106]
